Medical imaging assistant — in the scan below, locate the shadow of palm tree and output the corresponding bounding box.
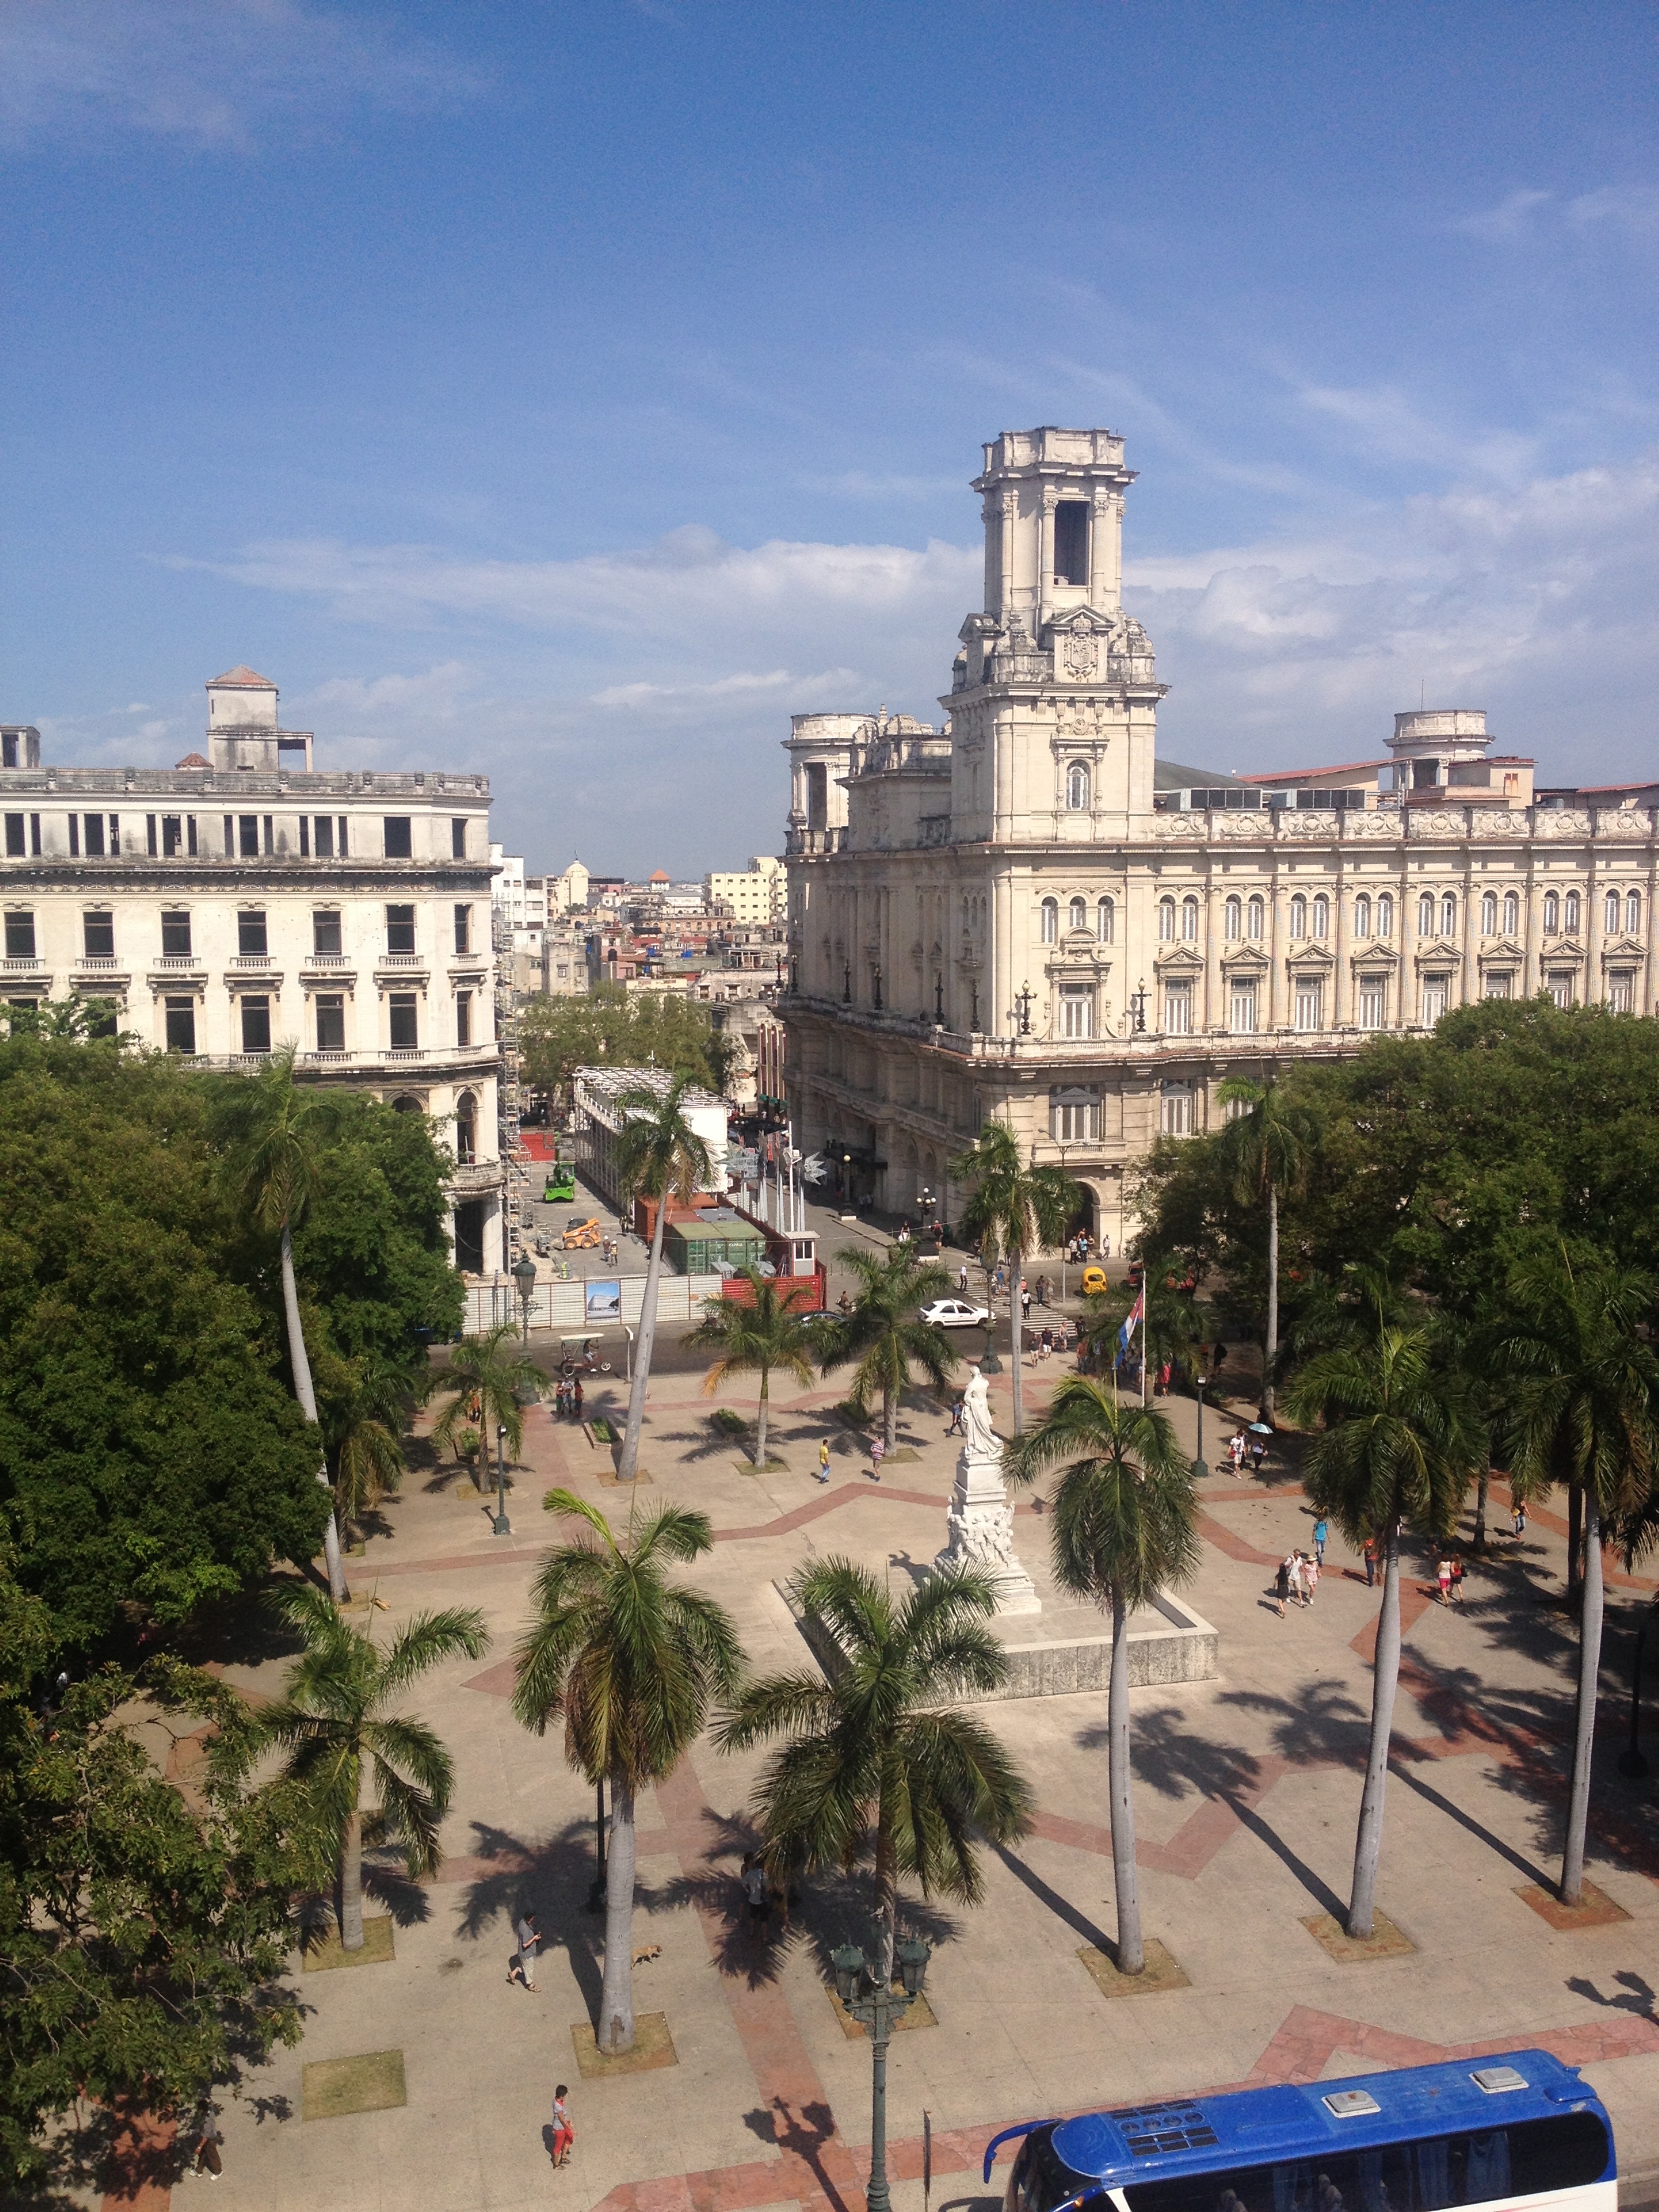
[1218,1679,1370,1767]
[452,1817,645,2023]
[1079,1702,1264,1804]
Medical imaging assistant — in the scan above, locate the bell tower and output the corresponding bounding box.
[945,428,1164,840]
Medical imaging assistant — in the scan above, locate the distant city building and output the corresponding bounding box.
[1,666,505,1273]
[549,857,591,912]
[705,855,787,926]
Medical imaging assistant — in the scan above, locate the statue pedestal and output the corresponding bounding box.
[933,1441,1042,1616]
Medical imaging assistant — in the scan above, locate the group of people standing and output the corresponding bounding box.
[550,1373,585,1421]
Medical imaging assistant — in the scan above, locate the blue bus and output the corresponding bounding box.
[985,2051,1614,2212]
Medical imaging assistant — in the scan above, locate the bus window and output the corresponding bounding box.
[1012,2131,1093,2212]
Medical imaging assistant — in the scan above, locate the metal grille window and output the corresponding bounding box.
[1248,895,1265,940]
[1354,894,1372,938]
[1225,896,1241,941]
[1484,971,1513,1000]
[238,910,268,958]
[1548,970,1574,1008]
[1565,890,1582,933]
[83,911,115,959]
[1050,1089,1101,1142]
[312,909,342,956]
[1059,986,1094,1038]
[1377,893,1394,937]
[1503,890,1519,934]
[1158,898,1175,942]
[1097,896,1114,942]
[1628,890,1643,934]
[1544,890,1560,933]
[1040,898,1058,944]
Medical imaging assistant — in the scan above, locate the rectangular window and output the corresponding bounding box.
[164,998,197,1054]
[386,903,416,954]
[146,813,158,857]
[108,816,119,856]
[1359,977,1387,1028]
[1160,1086,1194,1136]
[68,814,79,857]
[1422,976,1450,1023]
[1230,983,1257,1034]
[238,911,268,958]
[3,815,22,857]
[1547,971,1573,1008]
[453,903,471,954]
[314,815,334,858]
[1609,970,1636,1013]
[451,817,467,859]
[240,996,272,1053]
[161,909,192,958]
[455,989,472,1047]
[299,815,310,857]
[383,816,413,859]
[314,994,346,1052]
[1050,1092,1101,1142]
[1484,971,1513,1001]
[4,911,37,960]
[262,815,274,855]
[29,815,39,856]
[388,992,419,1049]
[1294,981,1323,1031]
[186,815,197,857]
[238,815,260,858]
[223,815,234,857]
[83,814,105,857]
[1059,986,1094,1039]
[337,816,348,857]
[1053,500,1089,586]
[83,912,115,959]
[312,909,342,956]
[161,815,183,858]
[1163,984,1192,1036]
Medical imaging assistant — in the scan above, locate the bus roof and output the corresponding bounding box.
[1039,2051,1605,2189]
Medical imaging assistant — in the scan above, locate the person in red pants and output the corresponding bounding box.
[551,2084,574,2167]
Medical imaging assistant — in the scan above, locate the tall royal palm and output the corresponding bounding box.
[1490,1247,1659,1906]
[686,1267,819,1469]
[951,1122,1078,1435]
[1286,1298,1480,1938]
[419,1322,542,1473]
[513,1493,742,2053]
[819,1243,956,1454]
[226,1045,348,1603]
[1005,1385,1196,1972]
[716,1560,1031,1982]
[1216,1077,1319,1425]
[245,1584,488,1949]
[612,1076,714,1482]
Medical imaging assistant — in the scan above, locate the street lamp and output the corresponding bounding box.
[512,1251,537,1343]
[1011,981,1033,1035]
[1191,1372,1208,1482]
[492,1421,512,1538]
[832,1935,931,2212]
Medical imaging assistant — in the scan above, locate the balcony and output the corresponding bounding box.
[154,954,201,970]
[380,950,422,966]
[304,1050,351,1064]
[384,1046,426,1061]
[232,951,274,968]
[76,954,121,972]
[1,955,43,972]
[304,951,349,966]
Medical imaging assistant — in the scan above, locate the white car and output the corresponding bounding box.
[920,1297,992,1329]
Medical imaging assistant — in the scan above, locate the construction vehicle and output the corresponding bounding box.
[560,1217,603,1250]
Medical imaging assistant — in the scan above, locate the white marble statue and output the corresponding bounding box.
[933,1364,1041,1615]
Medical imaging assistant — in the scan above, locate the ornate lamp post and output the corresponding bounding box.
[1010,981,1034,1036]
[512,1250,537,1343]
[832,1935,931,2212]
[492,1420,512,1538]
[1191,1370,1208,1482]
[1129,979,1149,1033]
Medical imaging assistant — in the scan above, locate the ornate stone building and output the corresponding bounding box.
[782,426,1658,1252]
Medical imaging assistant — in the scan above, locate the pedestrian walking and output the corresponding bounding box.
[550,2084,575,2168]
[1289,1551,1311,1607]
[571,1376,583,1421]
[1312,1517,1328,1567]
[741,1852,771,1927]
[869,1436,885,1482]
[509,1910,541,1990]
[1303,1552,1320,1605]
[816,1438,832,1482]
[1449,1553,1466,1606]
[1040,1324,1053,1360]
[1362,1534,1378,1589]
[1273,1555,1291,1619]
[1250,1435,1267,1475]
[1512,1498,1527,1538]
[1436,1555,1452,1605]
[190,2106,223,2182]
[945,1395,965,1437]
[1036,1274,1049,1306]
[957,1262,970,1293]
[1021,1282,1031,1319]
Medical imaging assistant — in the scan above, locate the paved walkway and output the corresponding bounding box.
[104,1344,1659,2211]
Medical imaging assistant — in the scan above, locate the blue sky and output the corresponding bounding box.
[3,1,1655,876]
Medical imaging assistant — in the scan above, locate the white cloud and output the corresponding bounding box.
[298,661,472,717]
[590,667,859,708]
[1456,183,1659,245]
[0,0,484,151]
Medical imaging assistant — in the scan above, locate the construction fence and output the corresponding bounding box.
[462,1273,726,1338]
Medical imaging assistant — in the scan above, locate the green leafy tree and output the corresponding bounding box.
[1078,1262,1203,1397]
[240,1585,488,1950]
[611,1076,714,1481]
[520,987,728,1108]
[716,1560,1031,1982]
[818,1243,957,1452]
[323,1355,407,1543]
[1285,1296,1481,1938]
[950,1122,1079,1434]
[419,1322,542,1477]
[1004,1385,1196,1972]
[687,1268,819,1467]
[512,1493,743,2053]
[1490,1247,1659,1905]
[1215,1076,1320,1423]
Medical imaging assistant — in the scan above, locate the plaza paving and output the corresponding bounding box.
[119,1334,1659,2212]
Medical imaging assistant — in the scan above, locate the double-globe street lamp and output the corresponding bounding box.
[1191,1370,1209,1482]
[512,1250,537,1343]
[492,1421,512,1538]
[832,1936,932,2212]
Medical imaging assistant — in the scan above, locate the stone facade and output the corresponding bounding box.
[783,429,1659,1251]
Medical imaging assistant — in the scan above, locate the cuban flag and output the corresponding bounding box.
[1118,1285,1145,1355]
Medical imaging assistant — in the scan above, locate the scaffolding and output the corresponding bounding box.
[493,912,531,1269]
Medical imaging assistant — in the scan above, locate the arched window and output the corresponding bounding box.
[1628,890,1643,935]
[1225,896,1242,941]
[1067,762,1090,811]
[1182,896,1200,941]
[1354,894,1372,939]
[1481,891,1498,936]
[1418,892,1435,937]
[1311,894,1329,939]
[1377,893,1394,938]
[1605,888,1622,933]
[1502,890,1519,935]
[1159,897,1176,942]
[1565,889,1582,933]
[1441,892,1457,938]
[1069,895,1088,933]
[1040,899,1058,945]
[1097,896,1114,943]
[1290,894,1307,939]
[455,1089,477,1166]
[1543,890,1560,933]
[1248,895,1265,941]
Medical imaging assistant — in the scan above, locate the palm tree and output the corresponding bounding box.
[1078,1263,1202,1399]
[1215,1076,1319,1425]
[686,1267,819,1468]
[818,1244,956,1454]
[1284,1295,1481,1938]
[225,1045,348,1602]
[1489,1246,1659,1905]
[419,1322,541,1482]
[248,1584,488,1949]
[611,1076,714,1483]
[950,1122,1079,1435]
[512,1492,742,2053]
[715,1560,1031,1983]
[1004,1385,1196,1972]
[327,1355,408,1543]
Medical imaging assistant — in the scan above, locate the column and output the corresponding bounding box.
[1000,492,1017,617]
[1267,859,1288,1030]
[1522,854,1541,1001]
[1401,825,1420,1025]
[1585,829,1603,1007]
[1038,491,1057,632]
[1204,869,1223,1031]
[1330,844,1349,1027]
[1645,833,1659,1017]
[1090,491,1114,609]
[1460,834,1477,1006]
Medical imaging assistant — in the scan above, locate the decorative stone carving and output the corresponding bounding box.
[933,1367,1040,1614]
[1062,632,1099,680]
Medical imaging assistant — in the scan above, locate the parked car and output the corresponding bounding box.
[920,1297,992,1328]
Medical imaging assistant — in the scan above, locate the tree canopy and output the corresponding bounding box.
[519,985,735,1103]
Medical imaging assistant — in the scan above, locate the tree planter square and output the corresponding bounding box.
[1076,1938,1190,1996]
[1299,1910,1416,1961]
[569,2010,678,2076]
[1515,1881,1631,1930]
[302,2049,406,2119]
[303,1915,396,1971]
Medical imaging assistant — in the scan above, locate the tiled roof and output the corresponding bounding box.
[1245,759,1390,783]
[174,751,210,768]
[206,665,276,689]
